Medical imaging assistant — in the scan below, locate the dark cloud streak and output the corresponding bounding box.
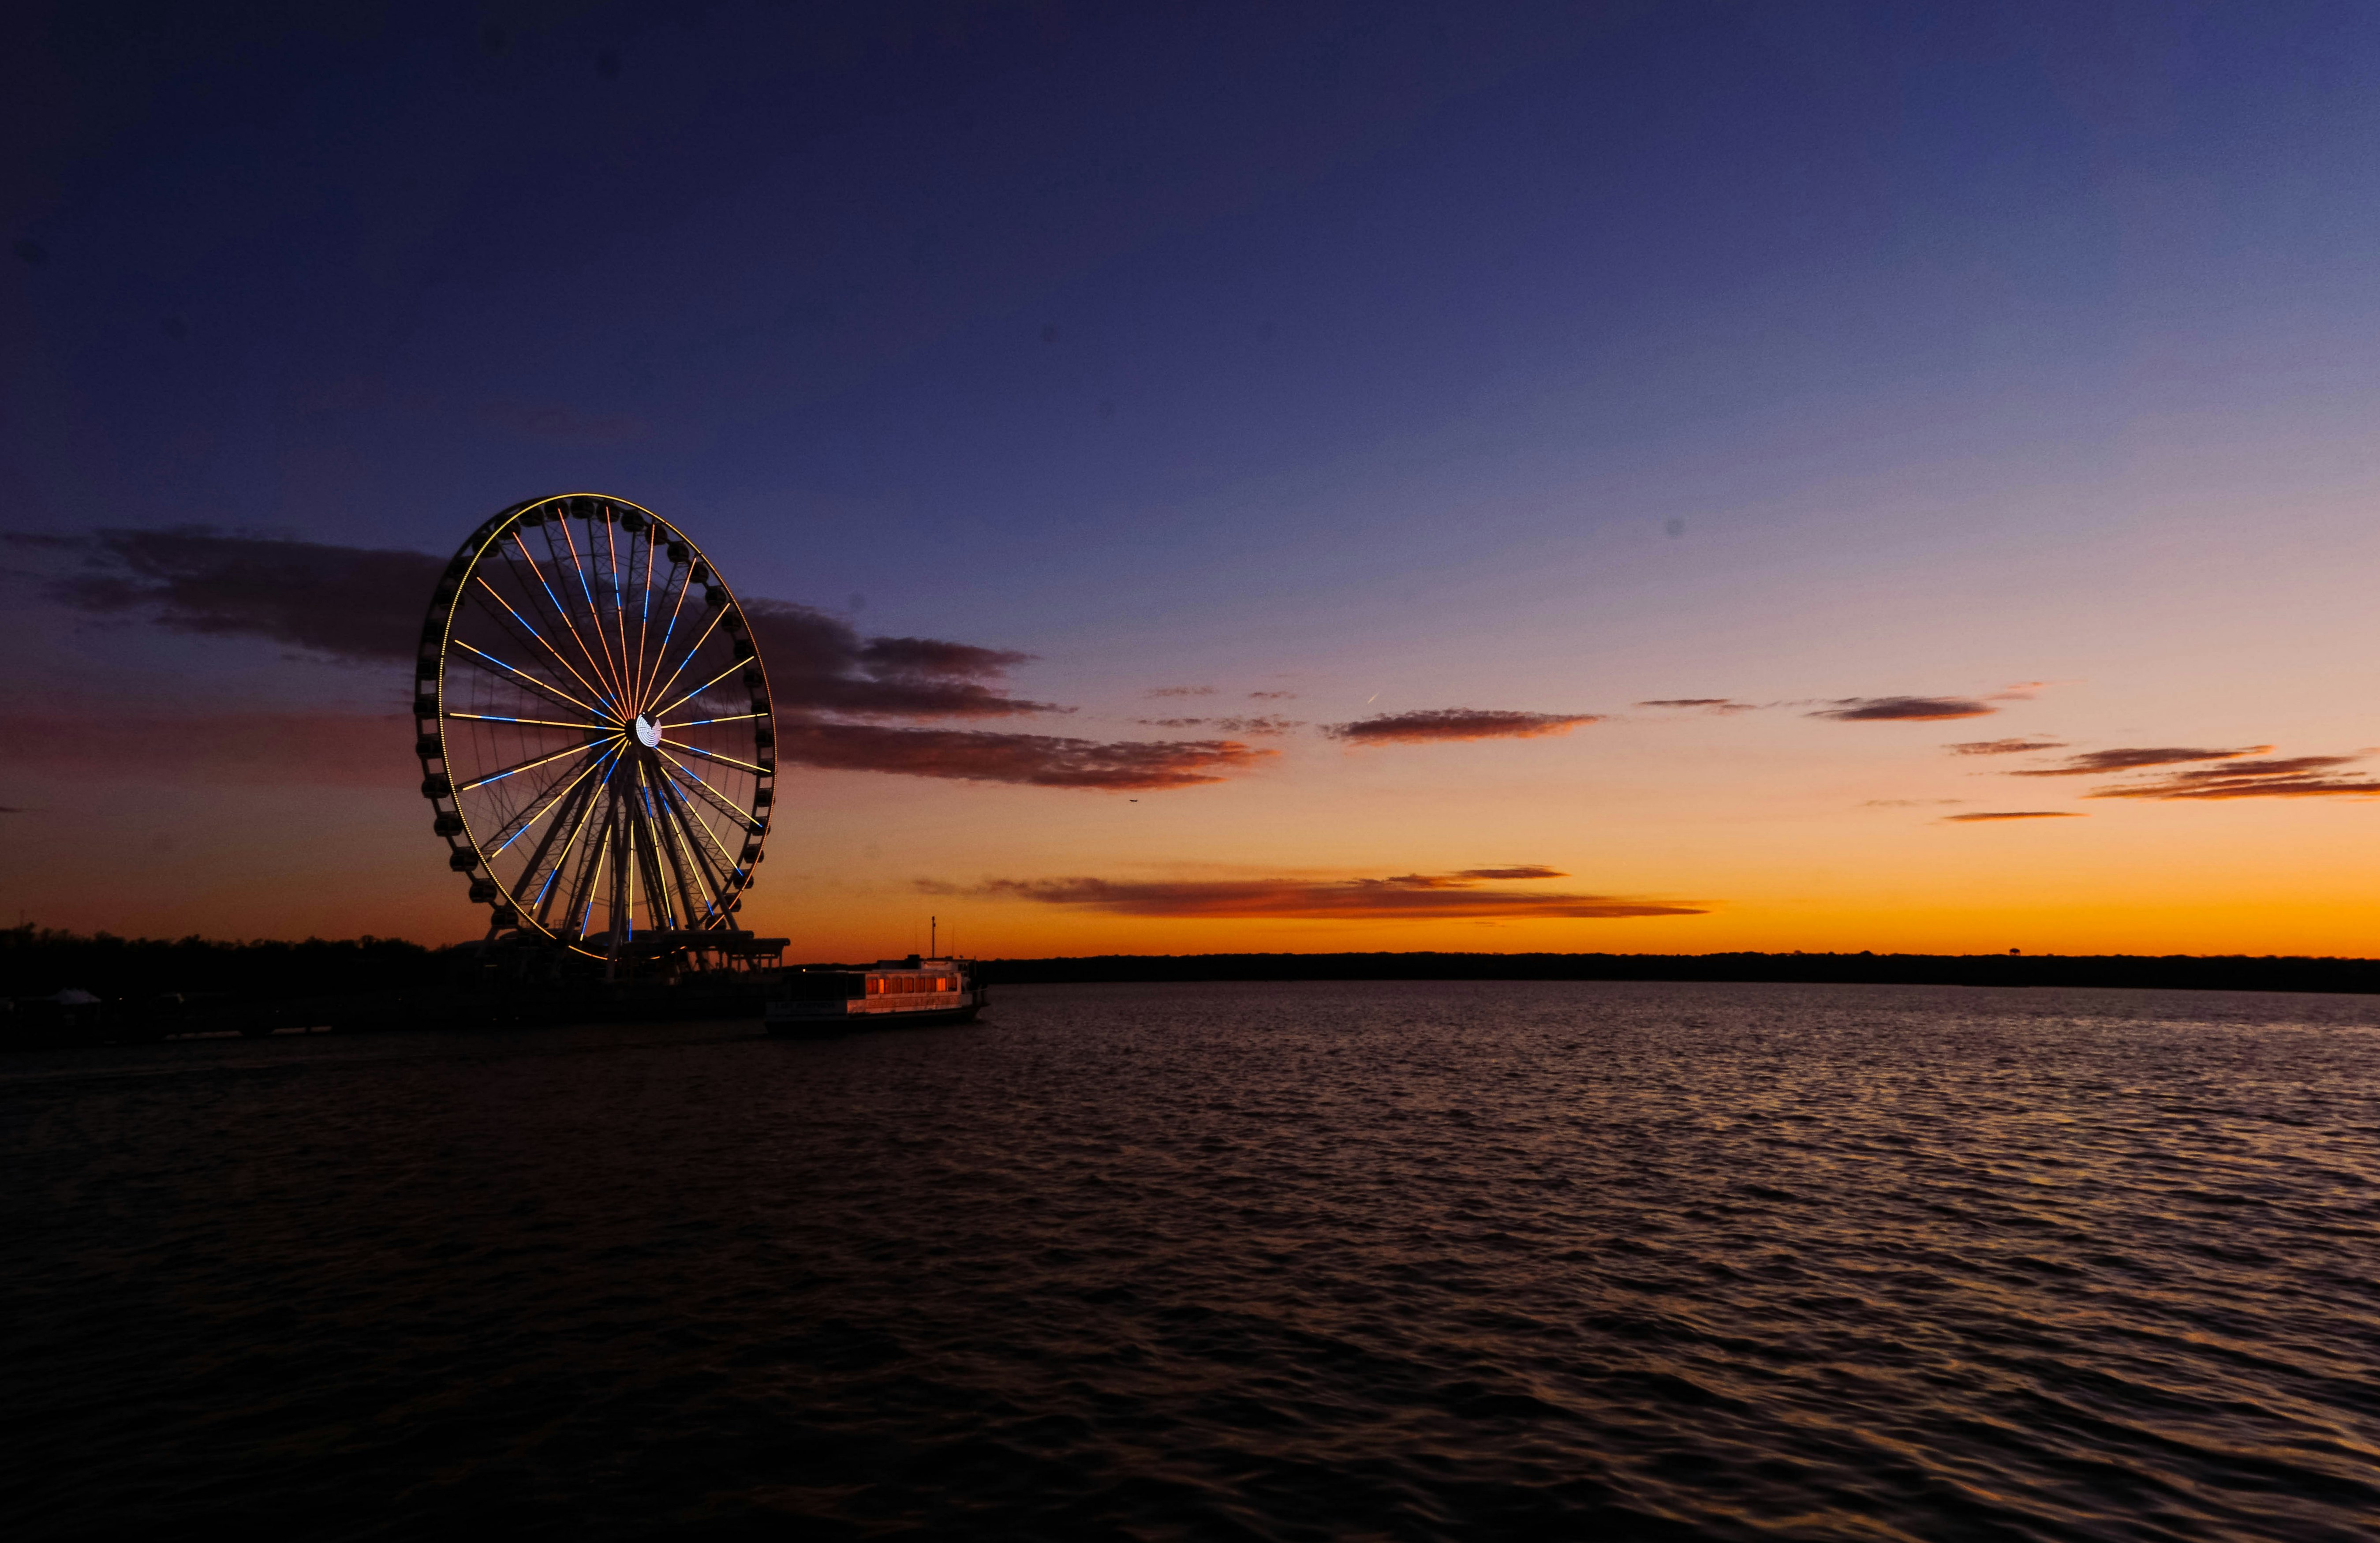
[1132,714,1304,734]
[777,723,1269,790]
[1811,696,1996,722]
[2011,746,2266,776]
[15,526,441,664]
[1636,697,1758,714]
[923,868,1702,920]
[1323,708,1599,744]
[1947,738,2066,756]
[2085,755,2380,800]
[13,526,1065,718]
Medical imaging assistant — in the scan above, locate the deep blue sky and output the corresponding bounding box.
[16,2,2378,664]
[8,2,2380,948]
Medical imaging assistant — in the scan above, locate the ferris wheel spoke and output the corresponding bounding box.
[637,553,698,707]
[574,786,630,942]
[504,532,617,708]
[629,770,683,930]
[655,808,719,926]
[528,753,621,931]
[568,817,614,942]
[602,514,643,715]
[452,642,605,719]
[484,741,620,857]
[659,736,771,776]
[470,578,619,719]
[505,749,611,913]
[654,747,764,836]
[453,737,603,794]
[549,514,632,710]
[650,652,748,722]
[656,764,746,868]
[652,771,734,908]
[497,534,619,712]
[643,605,733,717]
[447,712,606,731]
[631,530,659,715]
[659,711,766,729]
[521,528,628,711]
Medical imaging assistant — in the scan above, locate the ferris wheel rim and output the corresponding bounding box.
[414,493,775,959]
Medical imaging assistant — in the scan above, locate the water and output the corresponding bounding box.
[7,980,2378,1540]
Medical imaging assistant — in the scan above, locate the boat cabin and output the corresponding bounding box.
[766,956,983,1029]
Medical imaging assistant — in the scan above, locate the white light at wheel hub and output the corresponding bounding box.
[633,714,661,748]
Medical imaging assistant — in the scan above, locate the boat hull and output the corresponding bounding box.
[765,995,986,1036]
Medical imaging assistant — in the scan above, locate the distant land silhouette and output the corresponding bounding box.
[982,952,2380,995]
[7,927,2379,1001]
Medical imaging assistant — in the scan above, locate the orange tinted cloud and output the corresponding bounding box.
[2011,746,2268,776]
[1943,811,2085,822]
[2085,755,2380,800]
[1811,696,1996,722]
[927,868,1704,919]
[1323,708,1600,744]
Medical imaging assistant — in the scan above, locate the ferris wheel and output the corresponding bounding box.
[414,494,773,959]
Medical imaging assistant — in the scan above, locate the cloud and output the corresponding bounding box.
[1810,696,1996,722]
[13,526,444,663]
[775,723,1270,790]
[1947,738,2068,756]
[1131,714,1304,734]
[2010,746,2267,777]
[1988,681,2057,701]
[1943,811,2085,822]
[742,599,1060,718]
[2084,754,2380,801]
[923,868,1704,920]
[1636,698,1759,714]
[1146,685,1216,698]
[0,708,1268,794]
[1248,690,1296,700]
[12,527,1063,718]
[1322,708,1601,744]
[1453,865,1567,880]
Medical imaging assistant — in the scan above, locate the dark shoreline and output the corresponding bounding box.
[11,931,2380,1050]
[980,952,2380,997]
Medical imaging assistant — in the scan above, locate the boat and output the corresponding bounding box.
[765,955,987,1036]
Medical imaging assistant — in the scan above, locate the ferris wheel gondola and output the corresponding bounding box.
[414,494,773,959]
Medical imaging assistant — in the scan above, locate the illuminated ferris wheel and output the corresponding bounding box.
[414,494,773,959]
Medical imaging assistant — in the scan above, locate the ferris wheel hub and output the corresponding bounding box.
[633,714,661,748]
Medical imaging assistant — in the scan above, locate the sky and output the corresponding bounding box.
[4,0,2378,959]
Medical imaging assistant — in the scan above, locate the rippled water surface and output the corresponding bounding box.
[9,980,2380,1540]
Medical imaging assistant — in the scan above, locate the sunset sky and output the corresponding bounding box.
[5,1,2378,959]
